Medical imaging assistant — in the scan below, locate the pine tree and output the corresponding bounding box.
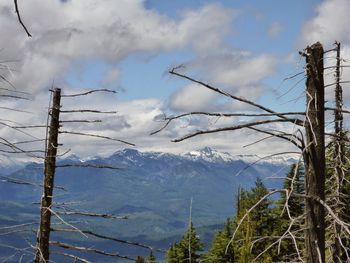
[325,131,350,261]
[146,250,157,263]
[221,178,274,262]
[166,243,180,263]
[272,164,305,262]
[205,219,234,262]
[166,222,203,263]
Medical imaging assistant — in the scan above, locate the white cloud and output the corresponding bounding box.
[0,1,234,93]
[0,1,240,158]
[169,83,218,112]
[300,0,350,47]
[300,0,350,103]
[168,50,277,112]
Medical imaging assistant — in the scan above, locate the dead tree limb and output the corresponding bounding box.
[54,211,128,219]
[151,111,305,135]
[59,130,135,146]
[55,164,123,169]
[49,241,136,261]
[13,0,32,37]
[61,89,117,97]
[247,127,303,149]
[303,42,326,263]
[51,252,90,263]
[59,120,102,123]
[35,88,61,263]
[50,228,163,252]
[60,109,117,114]
[169,68,304,126]
[172,118,301,142]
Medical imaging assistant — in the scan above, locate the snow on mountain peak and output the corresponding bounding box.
[183,147,298,165]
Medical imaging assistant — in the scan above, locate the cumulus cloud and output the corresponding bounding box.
[300,0,350,102]
[168,50,278,112]
[0,1,240,158]
[0,1,293,159]
[300,0,350,47]
[0,1,234,93]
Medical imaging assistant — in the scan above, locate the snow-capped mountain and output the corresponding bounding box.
[182,146,298,165]
[0,146,295,256]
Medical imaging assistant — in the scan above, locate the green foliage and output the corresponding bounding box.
[325,131,350,261]
[146,250,157,263]
[166,222,203,263]
[204,168,307,262]
[205,219,234,262]
[272,164,305,262]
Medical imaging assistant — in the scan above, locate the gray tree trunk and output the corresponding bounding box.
[35,88,61,262]
[303,42,326,263]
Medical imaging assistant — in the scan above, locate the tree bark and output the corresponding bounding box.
[303,42,326,263]
[35,88,61,262]
[333,41,345,263]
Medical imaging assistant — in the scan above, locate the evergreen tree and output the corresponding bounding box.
[325,131,350,262]
[166,243,180,263]
[166,222,203,263]
[205,219,234,262]
[146,250,157,263]
[205,178,275,262]
[272,164,305,262]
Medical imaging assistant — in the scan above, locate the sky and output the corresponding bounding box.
[0,0,350,161]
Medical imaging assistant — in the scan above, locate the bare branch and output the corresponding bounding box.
[0,222,37,231]
[55,211,128,220]
[151,111,305,135]
[325,107,350,114]
[51,228,163,252]
[51,251,90,263]
[60,109,117,114]
[324,80,350,88]
[14,0,32,37]
[11,125,47,129]
[172,119,301,142]
[61,89,117,97]
[49,241,136,261]
[13,139,45,145]
[59,130,135,146]
[169,68,304,125]
[226,189,285,254]
[247,127,303,149]
[0,94,29,100]
[60,120,102,123]
[0,175,66,190]
[55,164,123,169]
[0,106,33,114]
[233,152,300,177]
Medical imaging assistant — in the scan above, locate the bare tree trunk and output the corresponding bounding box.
[333,41,345,263]
[35,88,61,263]
[304,42,326,263]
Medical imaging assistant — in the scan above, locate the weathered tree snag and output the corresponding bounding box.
[35,88,61,262]
[332,41,345,263]
[303,42,326,263]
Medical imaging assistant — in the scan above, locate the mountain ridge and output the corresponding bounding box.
[0,146,295,259]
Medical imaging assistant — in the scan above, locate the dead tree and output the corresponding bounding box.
[13,0,32,37]
[152,42,344,262]
[328,41,349,263]
[35,88,61,262]
[303,42,326,263]
[30,88,162,262]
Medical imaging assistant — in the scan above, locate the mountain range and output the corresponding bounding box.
[0,147,296,261]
